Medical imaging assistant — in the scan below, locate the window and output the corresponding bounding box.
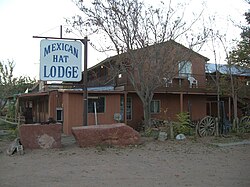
[151,100,160,114]
[178,61,192,77]
[56,107,63,122]
[88,96,105,113]
[120,96,132,120]
[126,97,132,120]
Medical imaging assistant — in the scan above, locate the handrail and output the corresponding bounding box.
[0,116,25,125]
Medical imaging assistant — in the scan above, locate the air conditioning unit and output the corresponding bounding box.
[114,113,122,122]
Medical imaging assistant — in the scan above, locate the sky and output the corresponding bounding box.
[0,0,249,79]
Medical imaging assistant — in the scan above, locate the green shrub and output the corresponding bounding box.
[142,128,159,139]
[173,112,194,136]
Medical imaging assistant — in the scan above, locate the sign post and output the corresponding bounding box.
[34,35,89,126]
[82,37,88,127]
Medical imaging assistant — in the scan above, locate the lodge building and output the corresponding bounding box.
[17,40,250,135]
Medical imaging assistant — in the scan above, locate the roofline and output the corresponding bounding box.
[18,92,49,98]
[87,40,210,71]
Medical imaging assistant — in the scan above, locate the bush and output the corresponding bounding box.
[173,112,194,136]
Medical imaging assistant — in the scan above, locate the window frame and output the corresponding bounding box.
[88,96,106,113]
[126,97,132,120]
[120,96,132,121]
[178,61,192,77]
[56,107,63,122]
[150,100,160,114]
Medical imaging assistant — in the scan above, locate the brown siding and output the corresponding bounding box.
[127,93,144,129]
[32,96,49,123]
[191,55,206,88]
[62,92,122,135]
[151,94,181,121]
[183,94,207,121]
[129,93,207,129]
[88,94,121,125]
[62,93,83,135]
[48,91,57,120]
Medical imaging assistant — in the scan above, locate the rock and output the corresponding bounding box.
[72,123,141,147]
[19,123,62,149]
[37,134,56,149]
[176,133,186,140]
[6,138,20,156]
[158,132,168,141]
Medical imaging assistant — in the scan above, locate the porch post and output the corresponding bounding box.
[180,93,183,113]
[124,92,127,124]
[228,97,231,122]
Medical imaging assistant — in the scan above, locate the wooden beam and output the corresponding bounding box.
[180,93,183,113]
[124,92,127,125]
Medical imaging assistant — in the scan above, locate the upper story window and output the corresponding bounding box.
[179,61,192,77]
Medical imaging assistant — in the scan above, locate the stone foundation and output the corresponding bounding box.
[19,123,62,149]
[72,123,141,147]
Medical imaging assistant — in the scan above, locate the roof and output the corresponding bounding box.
[88,40,210,71]
[18,87,123,98]
[205,63,250,77]
[18,92,49,98]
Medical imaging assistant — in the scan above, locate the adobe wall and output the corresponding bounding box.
[19,123,62,149]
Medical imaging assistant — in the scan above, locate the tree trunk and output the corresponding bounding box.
[143,101,151,129]
[232,93,238,130]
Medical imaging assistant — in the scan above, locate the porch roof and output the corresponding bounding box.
[58,89,124,94]
[18,92,49,98]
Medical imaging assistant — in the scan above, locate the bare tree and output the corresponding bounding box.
[207,28,249,132]
[67,0,208,128]
[219,36,250,130]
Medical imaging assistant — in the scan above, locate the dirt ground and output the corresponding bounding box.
[0,135,250,187]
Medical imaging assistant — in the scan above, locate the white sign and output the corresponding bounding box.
[40,39,82,82]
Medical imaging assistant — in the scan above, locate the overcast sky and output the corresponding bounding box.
[0,0,249,79]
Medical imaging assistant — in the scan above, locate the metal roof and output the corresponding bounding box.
[205,63,250,77]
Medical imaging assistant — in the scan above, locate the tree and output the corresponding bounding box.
[68,0,208,128]
[229,1,250,68]
[0,60,35,116]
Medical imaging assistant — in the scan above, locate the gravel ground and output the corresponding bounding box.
[0,135,250,187]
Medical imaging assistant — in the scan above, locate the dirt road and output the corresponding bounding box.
[0,136,250,187]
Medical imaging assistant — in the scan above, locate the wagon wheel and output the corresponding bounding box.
[238,116,250,133]
[198,116,215,137]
